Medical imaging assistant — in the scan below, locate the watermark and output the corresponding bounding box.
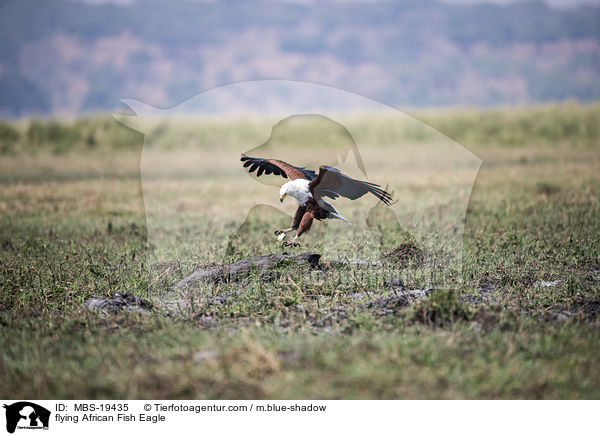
[114,80,481,294]
[1,400,596,435]
[3,402,50,434]
[2,401,327,434]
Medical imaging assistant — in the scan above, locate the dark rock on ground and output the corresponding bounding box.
[478,277,498,292]
[365,296,411,312]
[212,295,228,305]
[382,242,424,266]
[364,287,434,313]
[460,286,496,305]
[551,298,600,321]
[85,292,153,314]
[576,299,600,319]
[385,277,405,288]
[194,315,219,328]
[545,310,573,322]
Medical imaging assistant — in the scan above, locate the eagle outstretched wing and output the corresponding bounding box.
[241,154,317,180]
[309,165,393,206]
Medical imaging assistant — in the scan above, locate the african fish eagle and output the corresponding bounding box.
[241,154,392,246]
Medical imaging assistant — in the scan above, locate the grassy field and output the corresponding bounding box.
[1,103,599,399]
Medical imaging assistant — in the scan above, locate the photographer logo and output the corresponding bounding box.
[3,402,50,434]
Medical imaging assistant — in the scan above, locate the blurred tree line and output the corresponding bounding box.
[0,0,599,116]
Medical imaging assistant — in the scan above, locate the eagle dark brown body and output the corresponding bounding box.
[290,198,331,238]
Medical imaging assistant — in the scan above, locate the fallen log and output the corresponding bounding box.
[175,252,321,289]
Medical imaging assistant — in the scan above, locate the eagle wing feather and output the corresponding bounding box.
[241,154,317,180]
[309,165,392,206]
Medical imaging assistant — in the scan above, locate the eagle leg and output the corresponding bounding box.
[275,205,306,241]
[274,227,295,235]
[296,211,314,237]
[283,211,314,246]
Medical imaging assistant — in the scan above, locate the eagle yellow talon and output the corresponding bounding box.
[277,232,286,241]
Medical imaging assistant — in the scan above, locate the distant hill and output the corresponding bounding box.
[1,0,599,116]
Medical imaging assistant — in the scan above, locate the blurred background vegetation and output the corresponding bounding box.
[0,102,597,156]
[1,0,600,117]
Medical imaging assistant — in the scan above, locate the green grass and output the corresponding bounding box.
[1,104,600,399]
[2,314,599,399]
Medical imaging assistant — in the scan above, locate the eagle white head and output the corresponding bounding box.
[280,179,311,206]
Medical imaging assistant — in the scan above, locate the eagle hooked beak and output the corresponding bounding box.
[280,194,286,203]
